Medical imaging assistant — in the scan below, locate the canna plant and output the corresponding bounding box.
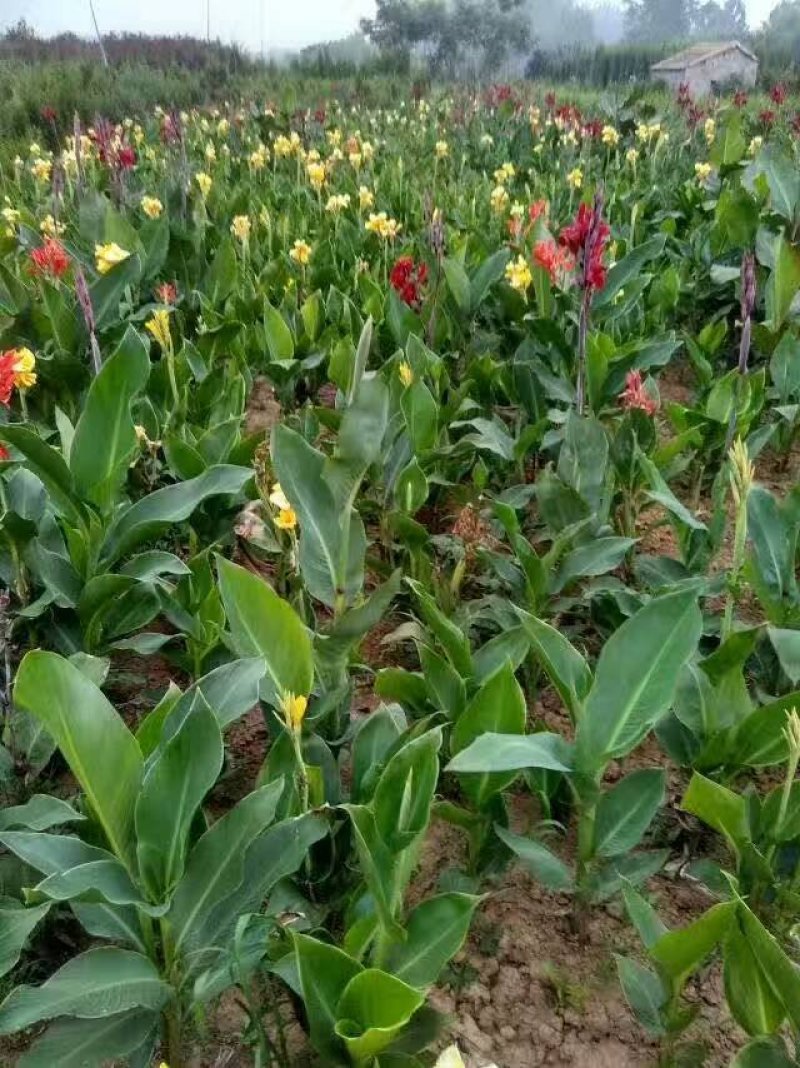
[0,651,326,1068]
[446,587,703,926]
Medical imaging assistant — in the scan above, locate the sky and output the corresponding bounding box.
[0,0,784,51]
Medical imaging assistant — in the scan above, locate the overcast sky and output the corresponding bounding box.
[0,0,782,51]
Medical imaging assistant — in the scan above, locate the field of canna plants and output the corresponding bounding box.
[2,78,800,1068]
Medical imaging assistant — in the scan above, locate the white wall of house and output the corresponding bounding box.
[653,50,758,96]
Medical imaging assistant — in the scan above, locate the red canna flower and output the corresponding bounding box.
[0,351,17,406]
[733,90,748,108]
[154,281,178,304]
[0,444,9,462]
[676,82,692,110]
[529,199,548,224]
[533,240,574,284]
[545,92,556,110]
[770,83,787,106]
[582,119,603,139]
[390,256,428,310]
[40,105,57,124]
[29,238,70,279]
[117,145,137,170]
[759,109,776,128]
[559,199,610,293]
[619,370,657,416]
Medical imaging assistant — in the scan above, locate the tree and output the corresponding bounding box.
[624,0,694,42]
[693,0,747,38]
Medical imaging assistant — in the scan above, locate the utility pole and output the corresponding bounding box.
[88,0,109,67]
[206,0,211,42]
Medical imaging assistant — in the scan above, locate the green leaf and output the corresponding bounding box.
[553,537,635,593]
[294,933,362,1062]
[682,773,751,854]
[739,903,800,1032]
[750,146,800,222]
[593,235,666,311]
[748,485,794,607]
[70,327,150,511]
[576,588,702,768]
[135,695,222,897]
[724,923,785,1037]
[445,732,572,774]
[450,664,527,807]
[202,238,238,304]
[443,258,471,314]
[217,557,313,708]
[14,652,143,870]
[32,858,160,913]
[343,804,403,941]
[650,902,737,989]
[0,425,82,523]
[18,1009,158,1068]
[388,893,480,989]
[622,885,668,950]
[401,379,438,453]
[594,769,665,858]
[0,948,171,1033]
[335,969,425,1064]
[495,825,574,891]
[373,729,441,852]
[99,465,252,566]
[406,578,472,677]
[731,1038,796,1068]
[731,691,800,767]
[470,248,510,309]
[264,300,295,361]
[271,423,347,608]
[768,627,800,686]
[516,611,591,721]
[709,113,745,168]
[0,832,110,876]
[169,781,284,955]
[0,901,51,979]
[765,234,800,332]
[0,795,85,832]
[615,956,666,1036]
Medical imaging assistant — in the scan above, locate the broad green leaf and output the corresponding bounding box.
[576,588,702,767]
[594,769,665,858]
[748,146,800,221]
[401,379,438,453]
[739,903,800,1032]
[0,832,110,876]
[593,235,666,311]
[217,557,313,708]
[0,795,85,832]
[14,652,143,870]
[18,1009,158,1068]
[350,705,406,803]
[335,969,424,1064]
[31,859,163,914]
[443,258,471,314]
[342,804,403,941]
[271,423,345,607]
[650,902,737,988]
[445,732,572,774]
[682,773,751,854]
[731,691,800,767]
[70,327,150,510]
[0,425,82,523]
[765,234,800,332]
[135,695,223,897]
[0,901,51,979]
[264,300,295,361]
[553,537,635,593]
[450,664,527,807]
[622,885,668,950]
[0,948,170,1033]
[517,611,591,720]
[615,956,666,1036]
[724,924,785,1037]
[406,578,472,677]
[99,465,251,566]
[294,933,362,1062]
[202,238,238,304]
[470,248,510,309]
[769,627,800,686]
[373,728,441,852]
[495,825,574,891]
[748,485,794,607]
[731,1038,797,1068]
[90,253,143,330]
[388,893,480,989]
[169,781,283,955]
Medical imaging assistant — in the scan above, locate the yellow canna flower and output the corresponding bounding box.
[435,140,449,159]
[325,193,351,214]
[749,136,763,156]
[694,161,713,182]
[307,161,326,190]
[145,309,172,352]
[493,162,515,184]
[626,148,639,166]
[398,361,413,387]
[230,214,251,242]
[601,125,620,147]
[704,116,716,145]
[566,167,583,190]
[195,172,213,198]
[289,239,312,266]
[95,242,130,275]
[490,185,509,213]
[365,212,401,239]
[274,506,298,531]
[269,482,291,510]
[281,691,307,731]
[12,348,36,390]
[359,185,375,211]
[140,196,164,220]
[505,255,532,294]
[30,158,52,181]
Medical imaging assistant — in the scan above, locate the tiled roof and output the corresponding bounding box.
[651,41,758,72]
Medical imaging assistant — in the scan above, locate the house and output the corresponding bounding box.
[650,41,758,96]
